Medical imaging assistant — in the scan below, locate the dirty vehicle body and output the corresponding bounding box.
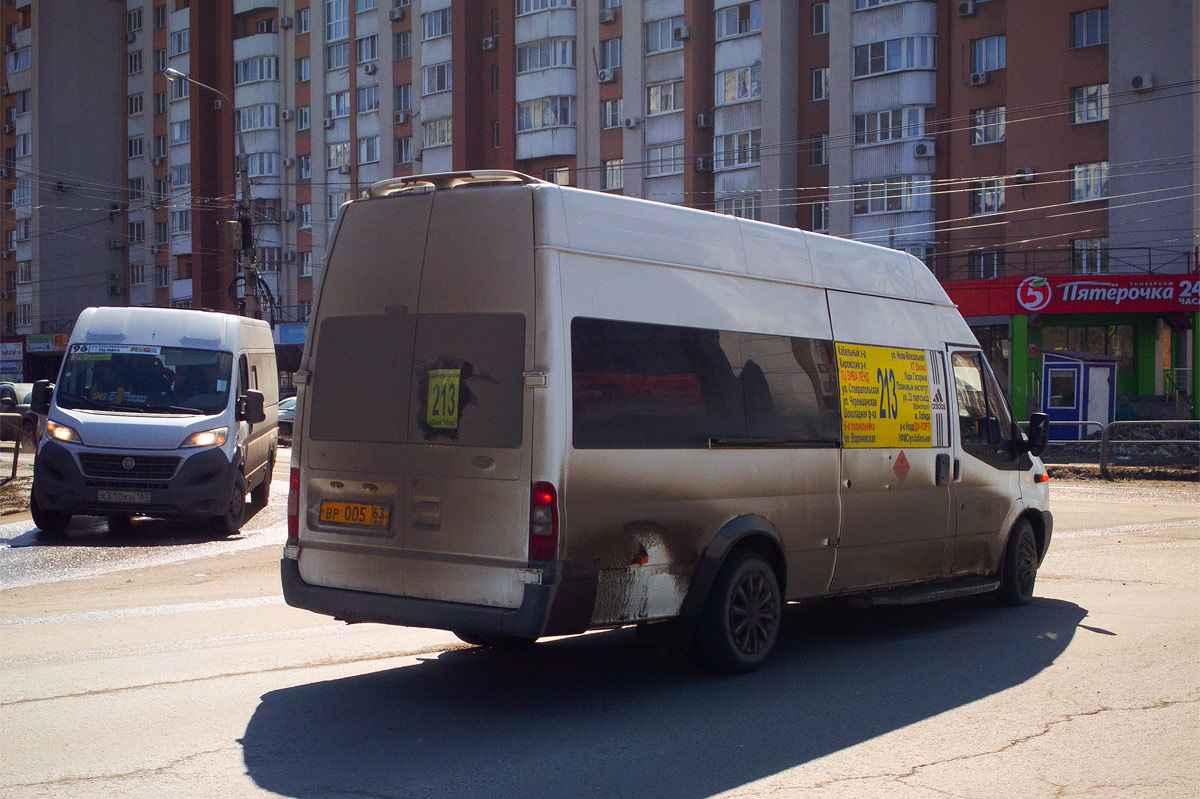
[282,171,1052,672]
[31,307,279,536]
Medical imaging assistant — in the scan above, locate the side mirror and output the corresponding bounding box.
[1026,412,1050,457]
[31,380,53,415]
[237,389,266,424]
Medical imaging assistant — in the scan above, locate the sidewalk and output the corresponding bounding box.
[0,439,35,517]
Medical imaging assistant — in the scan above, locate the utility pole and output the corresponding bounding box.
[165,68,259,318]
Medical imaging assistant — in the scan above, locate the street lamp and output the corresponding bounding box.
[163,67,259,319]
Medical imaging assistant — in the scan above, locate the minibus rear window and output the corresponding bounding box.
[571,318,840,449]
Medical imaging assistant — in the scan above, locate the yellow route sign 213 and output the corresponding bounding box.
[835,343,933,448]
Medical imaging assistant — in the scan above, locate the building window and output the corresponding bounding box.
[1071,161,1108,201]
[716,65,762,105]
[171,163,191,186]
[603,159,623,190]
[421,9,451,40]
[424,117,452,148]
[970,106,1006,145]
[237,105,279,131]
[394,31,411,59]
[15,132,31,157]
[130,264,146,285]
[154,92,168,114]
[971,36,1006,73]
[356,0,378,11]
[256,247,282,274]
[1071,238,1108,274]
[297,8,310,33]
[853,176,933,215]
[396,137,412,163]
[170,77,190,101]
[516,96,574,132]
[16,260,31,283]
[544,167,570,185]
[516,38,575,73]
[326,191,348,218]
[326,141,351,168]
[298,154,311,178]
[127,8,143,33]
[646,142,684,177]
[646,80,684,115]
[967,250,1004,280]
[1071,83,1109,123]
[172,209,192,233]
[516,0,575,14]
[1071,8,1108,48]
[156,265,169,288]
[154,135,168,158]
[715,129,761,170]
[128,94,144,116]
[853,106,928,145]
[358,135,380,164]
[395,84,412,111]
[235,56,278,85]
[154,221,169,244]
[256,19,276,34]
[645,17,684,54]
[599,37,622,69]
[811,67,829,100]
[16,304,31,328]
[5,46,28,73]
[811,200,828,232]
[809,133,828,166]
[327,42,350,70]
[601,98,622,129]
[169,119,190,145]
[812,2,828,35]
[246,153,278,177]
[297,57,311,82]
[127,50,143,75]
[854,36,936,78]
[715,2,762,39]
[969,179,1006,215]
[423,62,452,95]
[326,0,349,41]
[715,193,761,220]
[357,84,380,113]
[169,30,189,56]
[299,252,313,277]
[154,48,168,72]
[128,136,145,159]
[128,178,145,202]
[298,300,312,320]
[154,5,167,28]
[326,91,350,118]
[356,34,378,63]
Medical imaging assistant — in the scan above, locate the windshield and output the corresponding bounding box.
[57,344,234,415]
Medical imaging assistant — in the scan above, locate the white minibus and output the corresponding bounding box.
[282,171,1051,672]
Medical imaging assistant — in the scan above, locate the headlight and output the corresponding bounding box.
[45,420,82,444]
[181,426,228,448]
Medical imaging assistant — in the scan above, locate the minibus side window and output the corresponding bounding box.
[952,351,1014,456]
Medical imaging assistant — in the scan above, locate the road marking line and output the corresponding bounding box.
[0,595,284,627]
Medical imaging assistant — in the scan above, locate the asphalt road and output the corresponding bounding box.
[0,467,1196,799]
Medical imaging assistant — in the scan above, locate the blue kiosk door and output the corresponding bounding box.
[1042,352,1116,441]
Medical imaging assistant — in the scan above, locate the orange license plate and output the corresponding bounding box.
[319,501,391,528]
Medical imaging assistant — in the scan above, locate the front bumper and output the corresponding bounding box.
[280,556,599,639]
[33,440,237,519]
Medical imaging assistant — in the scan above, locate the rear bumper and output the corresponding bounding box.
[280,556,598,639]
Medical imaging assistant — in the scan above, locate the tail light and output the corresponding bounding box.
[286,466,300,544]
[528,481,558,562]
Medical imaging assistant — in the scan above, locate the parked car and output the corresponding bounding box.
[278,395,296,438]
[0,382,40,443]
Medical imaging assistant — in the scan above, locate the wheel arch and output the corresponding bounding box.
[677,514,787,628]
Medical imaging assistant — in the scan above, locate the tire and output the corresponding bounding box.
[250,454,273,508]
[698,550,782,674]
[209,472,247,536]
[30,485,71,538]
[996,519,1039,607]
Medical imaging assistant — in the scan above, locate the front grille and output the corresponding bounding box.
[78,454,181,481]
[85,479,171,491]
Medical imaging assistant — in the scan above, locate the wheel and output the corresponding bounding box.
[698,550,782,674]
[250,454,273,507]
[996,519,1039,606]
[30,485,71,538]
[209,472,247,536]
[107,514,135,535]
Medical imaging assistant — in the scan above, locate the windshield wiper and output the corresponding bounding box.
[144,404,206,415]
[58,394,113,411]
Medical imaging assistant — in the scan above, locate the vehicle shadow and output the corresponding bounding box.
[242,596,1086,798]
[3,501,270,548]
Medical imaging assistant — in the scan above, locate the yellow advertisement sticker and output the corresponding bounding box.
[836,343,933,448]
[426,368,461,429]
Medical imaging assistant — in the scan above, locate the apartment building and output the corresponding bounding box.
[1,0,1195,411]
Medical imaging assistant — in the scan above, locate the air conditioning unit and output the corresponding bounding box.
[0,168,10,178]
[394,111,409,124]
[1,291,9,300]
[957,1,976,17]
[413,148,423,160]
[1,124,12,135]
[126,31,137,43]
[673,24,691,41]
[285,251,297,262]
[108,284,122,295]
[282,157,295,167]
[969,71,989,86]
[364,62,378,75]
[338,164,351,174]
[151,244,162,255]
[109,240,125,250]
[281,109,295,121]
[0,251,11,260]
[624,117,641,129]
[913,141,935,158]
[695,113,713,130]
[598,68,615,84]
[108,271,120,281]
[322,117,335,129]
[1131,73,1154,92]
[284,209,296,221]
[1013,167,1035,184]
[280,15,293,29]
[599,9,616,23]
[389,7,406,21]
[694,156,713,173]
[152,156,165,166]
[212,99,223,111]
[482,36,496,51]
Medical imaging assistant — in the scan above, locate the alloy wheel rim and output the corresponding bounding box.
[729,570,778,655]
[1017,532,1038,596]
